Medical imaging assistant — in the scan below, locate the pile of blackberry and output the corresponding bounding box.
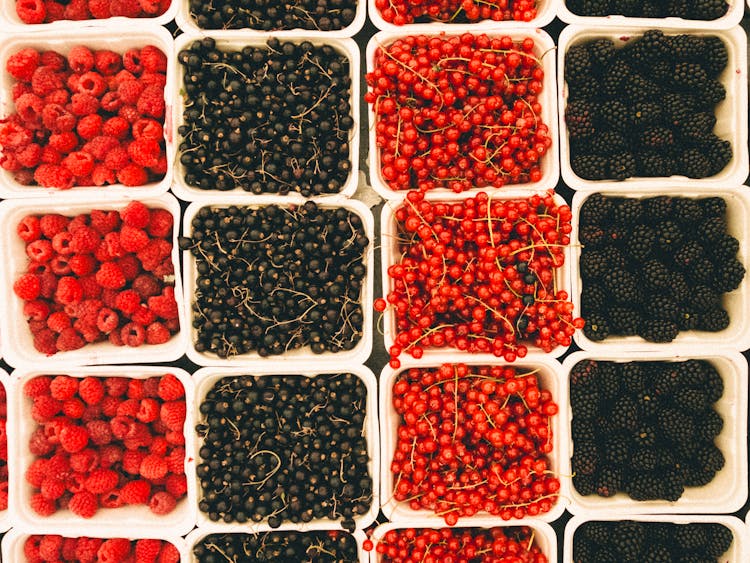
[566,0,729,19]
[570,359,725,502]
[565,30,732,180]
[574,520,733,562]
[196,373,373,530]
[177,37,354,195]
[188,0,358,31]
[180,202,368,358]
[579,193,744,343]
[193,531,359,562]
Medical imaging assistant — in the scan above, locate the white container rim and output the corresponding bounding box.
[0,2,179,30]
[8,366,198,537]
[0,193,190,368]
[378,356,569,524]
[369,518,557,563]
[0,26,175,199]
[0,370,10,534]
[570,187,750,352]
[170,32,360,202]
[175,1,366,39]
[183,525,369,562]
[558,25,749,191]
[561,351,748,515]
[563,514,748,563]
[557,1,744,30]
[379,189,575,362]
[182,196,374,367]
[1,527,187,563]
[191,364,380,531]
[367,1,557,32]
[365,28,560,201]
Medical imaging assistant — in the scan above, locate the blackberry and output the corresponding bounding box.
[597,362,621,400]
[589,131,627,155]
[712,258,745,292]
[625,472,663,501]
[571,360,600,388]
[637,152,677,176]
[611,396,639,430]
[675,524,708,551]
[697,216,728,242]
[650,60,674,84]
[640,319,678,343]
[571,417,598,442]
[701,36,729,78]
[669,34,706,60]
[643,196,674,221]
[597,99,630,131]
[673,62,709,89]
[673,387,708,413]
[688,286,720,312]
[698,79,727,106]
[581,285,608,314]
[647,296,680,322]
[603,434,632,464]
[579,224,608,249]
[580,249,616,279]
[569,74,602,103]
[607,151,638,180]
[572,473,597,496]
[565,44,594,85]
[623,74,662,102]
[629,102,663,128]
[650,364,680,396]
[603,269,643,304]
[667,272,690,303]
[566,101,597,139]
[672,240,704,270]
[660,468,685,501]
[639,126,674,149]
[594,547,620,563]
[672,197,704,224]
[678,359,710,387]
[624,224,655,261]
[676,309,700,330]
[641,0,665,16]
[641,259,671,290]
[704,524,734,558]
[686,258,715,286]
[682,461,717,487]
[600,59,632,98]
[696,443,725,473]
[660,92,697,121]
[633,425,657,447]
[655,221,684,252]
[699,196,727,217]
[572,441,600,475]
[608,306,641,336]
[572,154,609,180]
[642,545,673,563]
[621,363,647,392]
[702,134,732,176]
[676,111,716,141]
[658,407,695,444]
[580,192,614,224]
[571,388,602,419]
[587,38,617,67]
[698,308,730,331]
[632,29,670,62]
[609,0,640,16]
[630,447,658,471]
[581,521,612,545]
[595,465,623,497]
[612,198,643,225]
[690,0,729,20]
[569,0,612,16]
[696,409,723,441]
[702,363,724,402]
[635,390,660,418]
[712,234,740,260]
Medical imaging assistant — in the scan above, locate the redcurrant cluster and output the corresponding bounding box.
[372,526,547,563]
[389,364,560,525]
[374,0,539,26]
[365,33,550,193]
[376,191,582,366]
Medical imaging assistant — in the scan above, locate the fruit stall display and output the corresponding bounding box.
[0,2,748,563]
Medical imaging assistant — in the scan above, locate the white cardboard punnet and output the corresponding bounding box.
[175,1,366,38]
[366,28,560,201]
[562,351,748,515]
[171,33,360,202]
[369,519,557,563]
[563,514,748,563]
[0,27,175,199]
[379,356,569,524]
[380,189,575,361]
[182,197,374,367]
[0,194,189,367]
[8,366,198,537]
[558,25,749,191]
[557,0,744,29]
[191,365,379,531]
[570,188,750,352]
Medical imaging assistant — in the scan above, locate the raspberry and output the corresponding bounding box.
[117,396,140,416]
[76,114,103,139]
[52,232,73,256]
[34,329,58,354]
[120,200,151,228]
[117,163,148,186]
[136,85,165,119]
[70,92,100,116]
[63,0,89,20]
[123,49,143,73]
[40,477,65,500]
[50,375,78,400]
[59,424,89,453]
[102,116,130,139]
[98,444,123,467]
[69,254,96,276]
[26,458,50,487]
[44,87,69,106]
[111,69,137,86]
[132,274,161,297]
[97,538,131,562]
[117,254,142,280]
[131,305,155,326]
[122,446,146,472]
[14,273,41,300]
[132,118,163,141]
[69,46,95,73]
[83,468,118,494]
[159,400,185,432]
[114,290,140,314]
[50,255,72,275]
[165,446,185,473]
[76,71,107,98]
[34,163,74,189]
[78,376,104,405]
[0,120,33,149]
[61,537,78,561]
[31,395,61,422]
[7,47,40,81]
[103,146,129,172]
[137,397,159,422]
[16,0,46,23]
[63,397,85,418]
[56,327,86,351]
[142,376,160,397]
[109,0,141,16]
[139,453,168,480]
[75,537,104,563]
[94,50,122,76]
[120,479,151,504]
[118,78,144,104]
[44,0,66,20]
[148,286,178,320]
[165,473,187,498]
[31,492,57,516]
[138,0,160,13]
[119,105,139,123]
[16,144,42,169]
[62,150,95,177]
[18,214,42,242]
[12,82,33,101]
[146,321,170,344]
[85,420,112,446]
[119,226,150,254]
[135,539,161,562]
[26,239,54,263]
[39,534,64,560]
[15,92,44,122]
[105,377,129,397]
[156,373,184,401]
[68,490,97,518]
[90,209,121,234]
[87,0,109,17]
[55,276,83,304]
[46,311,71,334]
[140,45,167,73]
[96,307,119,332]
[95,261,125,289]
[139,71,166,88]
[29,427,55,456]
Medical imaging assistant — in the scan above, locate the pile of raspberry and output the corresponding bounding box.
[24,535,179,562]
[24,373,187,519]
[0,382,7,512]
[13,201,180,355]
[1,44,167,189]
[16,0,170,25]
